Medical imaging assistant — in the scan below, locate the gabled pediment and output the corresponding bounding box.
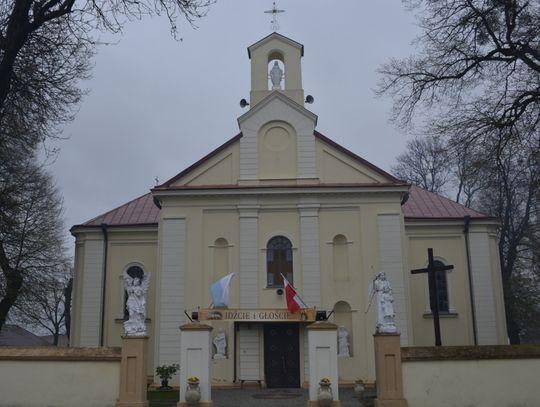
[237,91,317,128]
[314,132,398,184]
[247,32,304,58]
[159,134,241,188]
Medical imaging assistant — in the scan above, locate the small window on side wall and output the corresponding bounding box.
[433,260,449,312]
[266,235,293,287]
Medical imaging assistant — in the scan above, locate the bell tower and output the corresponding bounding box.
[248,33,305,106]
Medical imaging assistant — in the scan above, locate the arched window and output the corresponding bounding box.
[123,265,145,320]
[332,234,349,281]
[266,235,293,287]
[433,260,449,313]
[213,238,229,281]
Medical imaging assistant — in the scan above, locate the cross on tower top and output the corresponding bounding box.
[264,1,285,32]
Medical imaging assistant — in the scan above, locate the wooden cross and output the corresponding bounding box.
[411,248,454,346]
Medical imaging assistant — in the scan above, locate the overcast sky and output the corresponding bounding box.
[49,1,421,250]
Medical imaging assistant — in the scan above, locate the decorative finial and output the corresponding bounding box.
[264,1,285,32]
[154,176,159,186]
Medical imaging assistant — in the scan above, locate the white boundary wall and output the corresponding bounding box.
[402,346,540,407]
[0,347,120,407]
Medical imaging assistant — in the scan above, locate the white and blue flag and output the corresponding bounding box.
[210,273,235,307]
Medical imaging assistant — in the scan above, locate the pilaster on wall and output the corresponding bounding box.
[158,219,186,371]
[299,203,321,307]
[239,203,259,308]
[469,231,498,344]
[80,238,105,346]
[297,130,316,179]
[377,214,409,345]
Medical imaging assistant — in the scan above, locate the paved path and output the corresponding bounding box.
[212,387,374,407]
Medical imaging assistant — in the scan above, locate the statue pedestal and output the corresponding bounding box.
[177,323,213,407]
[373,334,407,407]
[116,336,149,407]
[306,322,341,407]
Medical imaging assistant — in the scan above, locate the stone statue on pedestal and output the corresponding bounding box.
[123,271,149,336]
[213,329,227,359]
[366,272,398,334]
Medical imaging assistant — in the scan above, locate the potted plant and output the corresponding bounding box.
[185,376,201,405]
[354,379,365,399]
[318,377,333,407]
[155,363,179,390]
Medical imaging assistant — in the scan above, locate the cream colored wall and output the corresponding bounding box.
[72,228,158,377]
[70,241,85,346]
[0,359,120,407]
[258,121,297,180]
[489,230,508,343]
[405,223,475,346]
[104,229,158,377]
[157,192,406,383]
[316,138,390,184]
[320,207,368,380]
[403,358,540,407]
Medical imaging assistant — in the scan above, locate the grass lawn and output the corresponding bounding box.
[148,390,179,407]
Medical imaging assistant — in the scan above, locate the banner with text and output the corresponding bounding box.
[197,308,316,322]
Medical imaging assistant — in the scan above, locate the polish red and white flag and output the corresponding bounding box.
[282,274,304,313]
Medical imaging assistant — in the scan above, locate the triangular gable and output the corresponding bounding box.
[159,133,241,188]
[157,128,401,189]
[247,32,304,58]
[315,131,399,184]
[237,91,318,127]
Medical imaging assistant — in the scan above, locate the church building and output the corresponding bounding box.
[70,32,507,387]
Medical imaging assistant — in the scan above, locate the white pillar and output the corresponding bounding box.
[178,323,213,407]
[307,321,341,407]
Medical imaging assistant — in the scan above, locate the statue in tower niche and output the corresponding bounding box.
[123,271,150,336]
[366,272,398,334]
[337,326,350,357]
[213,329,227,359]
[269,61,283,90]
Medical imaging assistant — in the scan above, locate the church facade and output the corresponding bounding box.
[70,33,507,386]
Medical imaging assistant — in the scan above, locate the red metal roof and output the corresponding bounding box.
[74,184,491,230]
[79,193,160,227]
[402,185,490,220]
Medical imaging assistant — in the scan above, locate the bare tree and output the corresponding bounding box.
[0,0,214,153]
[379,0,540,343]
[392,135,452,194]
[0,156,67,332]
[0,0,213,333]
[377,0,540,158]
[476,139,539,343]
[392,131,539,342]
[11,265,72,345]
